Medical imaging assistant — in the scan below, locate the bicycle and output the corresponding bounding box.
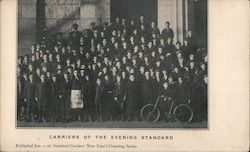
[141,95,193,123]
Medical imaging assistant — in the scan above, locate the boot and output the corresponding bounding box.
[88,115,92,122]
[121,114,124,121]
[25,113,30,122]
[100,113,103,122]
[30,113,34,122]
[97,114,101,122]
[42,116,47,123]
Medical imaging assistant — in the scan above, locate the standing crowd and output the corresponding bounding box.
[17,16,207,123]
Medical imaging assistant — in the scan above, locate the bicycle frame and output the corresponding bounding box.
[141,95,193,123]
[152,96,175,118]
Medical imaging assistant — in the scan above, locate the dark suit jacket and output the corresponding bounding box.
[36,82,51,101]
[176,82,189,103]
[24,80,37,100]
[114,81,126,100]
[94,84,104,105]
[51,81,61,99]
[126,81,140,105]
[60,80,72,99]
[83,81,95,104]
[161,28,174,40]
[141,79,153,100]
[69,30,82,48]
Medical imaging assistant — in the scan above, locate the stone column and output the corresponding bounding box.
[18,0,37,56]
[176,0,184,43]
[184,0,189,34]
[158,0,185,43]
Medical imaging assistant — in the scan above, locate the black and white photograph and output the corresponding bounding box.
[17,0,208,128]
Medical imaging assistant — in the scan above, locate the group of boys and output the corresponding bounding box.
[17,16,207,123]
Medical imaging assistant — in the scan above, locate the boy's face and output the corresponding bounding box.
[80,70,84,75]
[117,76,121,82]
[151,22,155,27]
[140,67,145,73]
[145,72,150,78]
[174,67,178,73]
[104,75,109,81]
[156,61,160,66]
[129,75,135,82]
[203,76,208,84]
[190,54,194,60]
[168,77,173,82]
[29,75,33,80]
[47,72,51,78]
[73,71,78,76]
[122,72,126,77]
[41,75,45,82]
[165,22,169,27]
[97,79,101,85]
[163,83,168,89]
[52,76,57,82]
[201,64,206,69]
[103,68,107,73]
[85,75,89,81]
[122,57,126,62]
[177,53,182,58]
[190,62,195,68]
[148,42,153,48]
[31,56,35,61]
[156,71,160,77]
[31,45,35,51]
[178,77,183,84]
[36,68,40,73]
[42,66,47,72]
[18,58,22,64]
[28,64,33,70]
[17,67,21,74]
[64,74,68,80]
[167,38,171,43]
[116,17,119,23]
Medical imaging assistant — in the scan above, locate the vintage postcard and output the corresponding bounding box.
[0,0,249,151]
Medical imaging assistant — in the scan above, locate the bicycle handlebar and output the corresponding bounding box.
[159,95,172,101]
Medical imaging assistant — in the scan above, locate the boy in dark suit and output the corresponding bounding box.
[23,74,37,121]
[114,75,127,121]
[125,74,140,121]
[35,74,51,122]
[60,73,72,122]
[95,78,104,122]
[161,21,174,41]
[50,74,61,122]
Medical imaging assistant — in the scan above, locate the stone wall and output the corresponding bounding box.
[18,0,110,55]
[80,0,110,31]
[45,0,81,35]
[18,0,37,56]
[45,0,110,35]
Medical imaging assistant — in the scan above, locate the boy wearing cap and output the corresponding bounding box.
[69,23,82,50]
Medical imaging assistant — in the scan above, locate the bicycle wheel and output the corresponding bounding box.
[141,104,160,122]
[173,104,193,123]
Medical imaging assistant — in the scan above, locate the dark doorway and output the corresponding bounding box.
[192,0,207,48]
[36,0,46,43]
[111,0,157,23]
